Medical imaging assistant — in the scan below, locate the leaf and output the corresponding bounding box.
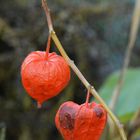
[98,68,140,122]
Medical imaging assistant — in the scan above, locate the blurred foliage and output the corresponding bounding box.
[0,123,6,140]
[98,68,140,122]
[0,0,140,140]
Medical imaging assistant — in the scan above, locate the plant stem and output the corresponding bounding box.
[42,0,127,140]
[42,0,53,32]
[109,0,140,111]
[51,31,127,140]
[46,35,51,59]
[85,88,90,107]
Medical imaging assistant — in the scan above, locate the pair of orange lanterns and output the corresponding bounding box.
[21,37,107,140]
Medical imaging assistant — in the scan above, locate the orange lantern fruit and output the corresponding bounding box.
[55,91,107,140]
[21,36,70,107]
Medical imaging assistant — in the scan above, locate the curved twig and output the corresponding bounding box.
[42,0,127,140]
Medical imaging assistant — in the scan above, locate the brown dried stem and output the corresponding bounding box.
[42,0,127,140]
[42,0,53,32]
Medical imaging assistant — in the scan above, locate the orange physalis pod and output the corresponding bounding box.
[21,36,70,107]
[55,91,107,140]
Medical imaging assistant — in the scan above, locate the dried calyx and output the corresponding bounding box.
[55,90,107,140]
[21,35,70,108]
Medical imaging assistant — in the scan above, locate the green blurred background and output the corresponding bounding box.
[0,0,140,140]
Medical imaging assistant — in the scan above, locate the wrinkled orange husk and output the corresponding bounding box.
[21,51,70,105]
[55,101,107,140]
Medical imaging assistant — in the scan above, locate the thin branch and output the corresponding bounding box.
[51,31,127,140]
[42,0,53,32]
[41,0,127,140]
[46,34,51,59]
[85,87,91,107]
[109,0,140,111]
